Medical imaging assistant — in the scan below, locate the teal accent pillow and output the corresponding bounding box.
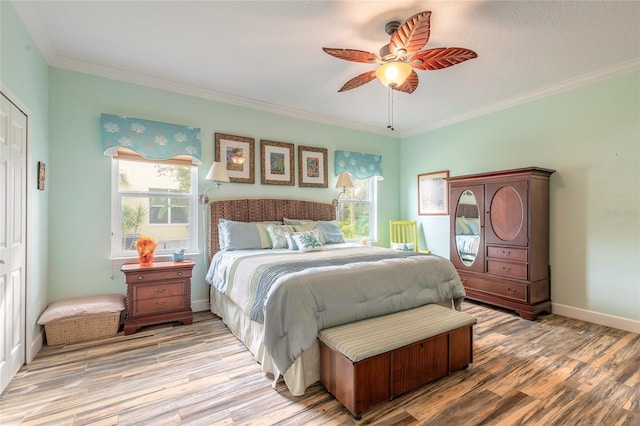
[291,231,325,253]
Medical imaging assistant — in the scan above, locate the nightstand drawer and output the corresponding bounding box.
[487,260,527,280]
[460,273,527,302]
[128,268,192,283]
[134,282,185,300]
[135,296,187,315]
[487,246,527,262]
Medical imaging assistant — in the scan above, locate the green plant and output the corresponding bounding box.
[122,204,147,235]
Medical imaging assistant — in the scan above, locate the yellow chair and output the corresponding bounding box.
[389,220,431,254]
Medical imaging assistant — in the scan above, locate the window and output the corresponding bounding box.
[112,159,197,258]
[337,176,378,243]
[149,189,189,224]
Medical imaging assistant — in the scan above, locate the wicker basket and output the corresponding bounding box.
[45,312,121,345]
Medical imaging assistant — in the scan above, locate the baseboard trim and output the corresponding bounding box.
[552,303,640,334]
[192,299,210,313]
[27,330,43,363]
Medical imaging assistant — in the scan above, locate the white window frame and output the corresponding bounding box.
[110,159,198,260]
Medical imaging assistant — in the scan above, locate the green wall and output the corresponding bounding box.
[401,72,640,321]
[1,1,50,353]
[48,68,399,304]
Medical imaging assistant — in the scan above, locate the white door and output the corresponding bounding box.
[0,93,27,394]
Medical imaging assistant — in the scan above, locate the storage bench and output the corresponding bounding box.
[37,294,125,345]
[318,303,477,419]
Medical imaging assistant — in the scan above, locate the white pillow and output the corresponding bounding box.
[391,242,415,251]
[289,231,325,252]
[266,224,295,249]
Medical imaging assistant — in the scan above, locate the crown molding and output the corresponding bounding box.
[401,59,640,138]
[51,55,397,138]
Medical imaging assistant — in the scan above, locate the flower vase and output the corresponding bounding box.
[138,251,154,266]
[138,244,157,266]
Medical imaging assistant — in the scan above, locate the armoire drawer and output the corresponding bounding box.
[486,246,527,262]
[460,273,527,302]
[487,260,527,280]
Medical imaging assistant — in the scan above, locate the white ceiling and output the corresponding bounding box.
[12,0,640,137]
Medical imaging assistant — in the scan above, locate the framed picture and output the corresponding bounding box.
[37,161,46,190]
[215,133,255,183]
[298,145,328,188]
[418,170,449,215]
[260,140,295,186]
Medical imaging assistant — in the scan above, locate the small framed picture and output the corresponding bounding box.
[298,145,328,188]
[37,161,46,190]
[418,170,449,215]
[260,140,295,186]
[215,133,255,184]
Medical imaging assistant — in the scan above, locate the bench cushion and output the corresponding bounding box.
[318,304,476,362]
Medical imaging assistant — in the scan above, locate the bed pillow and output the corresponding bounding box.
[266,224,295,249]
[290,230,325,253]
[218,219,273,250]
[315,220,345,244]
[286,229,321,251]
[391,242,415,251]
[466,218,480,235]
[283,217,315,226]
[455,217,473,235]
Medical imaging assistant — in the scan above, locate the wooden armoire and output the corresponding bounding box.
[448,167,555,320]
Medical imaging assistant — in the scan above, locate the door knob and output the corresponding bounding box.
[0,259,5,264]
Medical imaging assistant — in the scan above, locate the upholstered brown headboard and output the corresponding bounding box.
[208,199,336,259]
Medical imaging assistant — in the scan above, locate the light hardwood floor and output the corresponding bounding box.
[1,301,639,425]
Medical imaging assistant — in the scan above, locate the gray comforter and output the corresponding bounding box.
[206,245,465,374]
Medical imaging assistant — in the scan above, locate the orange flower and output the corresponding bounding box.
[134,235,157,256]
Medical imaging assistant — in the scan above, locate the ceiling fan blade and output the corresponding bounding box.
[322,48,381,64]
[388,11,431,59]
[393,71,419,94]
[409,47,478,71]
[337,71,377,92]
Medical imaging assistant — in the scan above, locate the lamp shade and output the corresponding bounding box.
[375,61,412,88]
[205,162,230,182]
[335,172,354,189]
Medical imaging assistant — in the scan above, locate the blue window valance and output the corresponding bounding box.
[335,150,383,179]
[101,113,201,165]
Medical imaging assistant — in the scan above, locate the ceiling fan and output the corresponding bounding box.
[322,11,477,94]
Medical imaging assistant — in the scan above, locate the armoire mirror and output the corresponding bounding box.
[455,190,481,266]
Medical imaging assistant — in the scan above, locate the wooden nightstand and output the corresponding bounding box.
[121,260,194,335]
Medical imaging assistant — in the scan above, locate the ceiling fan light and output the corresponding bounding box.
[375,61,412,88]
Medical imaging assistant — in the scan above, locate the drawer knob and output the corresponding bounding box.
[154,288,166,294]
[177,271,183,276]
[501,266,511,272]
[137,275,144,280]
[502,250,511,256]
[507,288,517,294]
[154,300,167,306]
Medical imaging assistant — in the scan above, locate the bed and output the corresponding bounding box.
[205,199,466,396]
